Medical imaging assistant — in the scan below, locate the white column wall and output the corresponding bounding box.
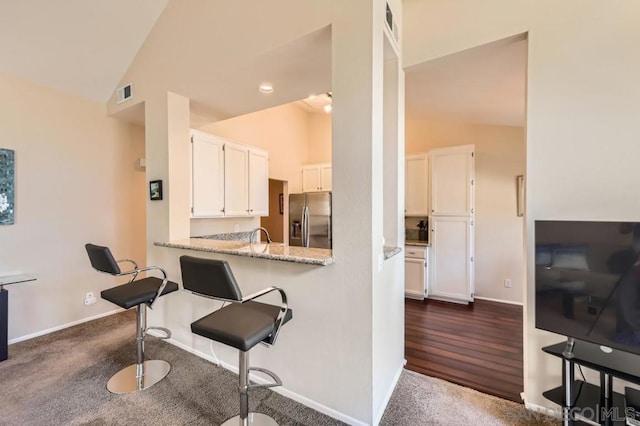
[139,2,406,424]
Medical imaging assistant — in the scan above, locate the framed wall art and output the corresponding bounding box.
[517,175,524,217]
[149,180,163,201]
[0,148,15,225]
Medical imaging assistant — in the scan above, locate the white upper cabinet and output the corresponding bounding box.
[191,130,225,217]
[224,142,250,216]
[302,163,332,192]
[248,148,269,216]
[405,153,429,216]
[190,130,269,218]
[429,145,474,216]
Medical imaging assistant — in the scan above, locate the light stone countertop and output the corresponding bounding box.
[154,238,334,266]
[383,246,402,260]
[405,240,430,247]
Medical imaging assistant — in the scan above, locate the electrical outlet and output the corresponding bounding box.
[504,279,512,288]
[84,292,97,305]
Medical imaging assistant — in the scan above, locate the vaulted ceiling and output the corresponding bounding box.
[0,1,526,127]
[0,0,169,101]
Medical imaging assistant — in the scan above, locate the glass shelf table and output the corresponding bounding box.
[1,274,36,361]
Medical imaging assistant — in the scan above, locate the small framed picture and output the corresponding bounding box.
[149,180,163,201]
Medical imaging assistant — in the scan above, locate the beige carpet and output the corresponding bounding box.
[1,310,558,425]
[381,369,557,425]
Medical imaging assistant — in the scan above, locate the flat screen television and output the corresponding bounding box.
[535,220,640,355]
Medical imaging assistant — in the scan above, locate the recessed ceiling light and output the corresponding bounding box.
[259,83,273,93]
[307,94,316,100]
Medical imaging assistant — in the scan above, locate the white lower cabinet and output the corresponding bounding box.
[405,246,428,300]
[428,216,474,303]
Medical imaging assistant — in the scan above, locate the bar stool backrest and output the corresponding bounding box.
[180,256,243,302]
[85,243,121,275]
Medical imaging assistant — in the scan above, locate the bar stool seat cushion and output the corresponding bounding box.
[101,277,178,309]
[191,301,292,352]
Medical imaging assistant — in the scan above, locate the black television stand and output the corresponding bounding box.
[542,340,640,425]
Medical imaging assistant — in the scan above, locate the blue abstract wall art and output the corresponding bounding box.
[0,148,15,225]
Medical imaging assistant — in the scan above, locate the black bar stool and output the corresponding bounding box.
[180,255,292,426]
[85,243,179,394]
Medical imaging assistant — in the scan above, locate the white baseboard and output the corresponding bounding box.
[404,292,425,300]
[8,308,124,345]
[524,400,561,420]
[374,364,404,425]
[157,335,369,426]
[474,296,523,306]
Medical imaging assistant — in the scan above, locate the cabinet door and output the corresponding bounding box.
[405,257,426,300]
[224,142,249,216]
[302,166,321,192]
[320,164,332,191]
[429,216,474,302]
[405,154,429,216]
[248,148,269,216]
[430,145,474,216]
[191,131,225,217]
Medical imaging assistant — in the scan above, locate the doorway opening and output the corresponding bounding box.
[403,33,528,401]
[261,179,287,243]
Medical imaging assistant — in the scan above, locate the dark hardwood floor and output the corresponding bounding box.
[405,298,523,402]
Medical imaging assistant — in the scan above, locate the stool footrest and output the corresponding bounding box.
[145,326,171,339]
[247,366,282,390]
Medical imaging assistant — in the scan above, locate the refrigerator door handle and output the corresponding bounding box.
[303,206,310,248]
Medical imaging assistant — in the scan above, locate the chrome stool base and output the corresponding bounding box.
[106,360,171,394]
[221,413,278,426]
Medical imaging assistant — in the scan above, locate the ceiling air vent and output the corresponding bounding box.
[385,3,399,43]
[116,83,133,104]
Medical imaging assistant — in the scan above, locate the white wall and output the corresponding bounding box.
[307,112,332,163]
[406,119,525,303]
[404,0,640,410]
[0,71,146,341]
[199,102,310,194]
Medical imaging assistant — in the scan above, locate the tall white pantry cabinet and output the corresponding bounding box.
[428,145,475,303]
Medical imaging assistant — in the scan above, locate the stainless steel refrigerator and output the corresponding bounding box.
[289,192,332,249]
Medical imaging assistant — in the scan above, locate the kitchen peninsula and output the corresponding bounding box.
[155,238,335,266]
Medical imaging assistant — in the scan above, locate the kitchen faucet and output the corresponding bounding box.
[250,227,272,244]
